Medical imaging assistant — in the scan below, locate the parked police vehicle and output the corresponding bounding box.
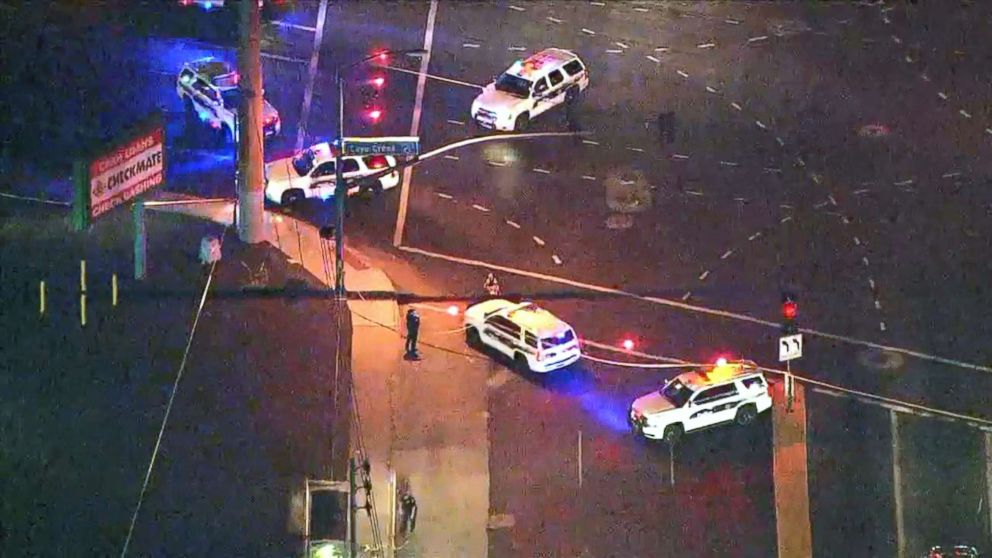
[629,359,772,443]
[470,48,589,131]
[177,58,281,144]
[264,142,399,205]
[463,299,581,373]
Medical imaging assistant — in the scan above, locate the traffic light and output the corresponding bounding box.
[781,294,798,335]
[359,80,383,124]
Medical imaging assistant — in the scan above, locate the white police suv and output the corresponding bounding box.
[463,299,581,373]
[177,57,281,143]
[470,48,589,132]
[629,359,772,443]
[264,142,399,205]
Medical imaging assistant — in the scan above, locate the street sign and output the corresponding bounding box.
[342,136,420,157]
[779,334,803,362]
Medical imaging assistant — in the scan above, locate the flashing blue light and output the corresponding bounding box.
[203,2,213,10]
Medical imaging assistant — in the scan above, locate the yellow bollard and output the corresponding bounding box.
[80,293,87,327]
[40,281,46,316]
[80,260,87,293]
[112,273,118,307]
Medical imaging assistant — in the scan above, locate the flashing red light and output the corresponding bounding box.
[782,300,798,320]
[377,52,389,62]
[367,155,388,169]
[621,339,635,351]
[447,305,459,316]
[367,109,383,122]
[371,76,385,88]
[715,357,728,367]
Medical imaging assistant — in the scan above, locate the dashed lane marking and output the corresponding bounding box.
[706,86,719,94]
[532,168,552,174]
[748,35,768,43]
[720,249,734,260]
[731,102,743,111]
[719,160,740,167]
[776,136,785,146]
[894,179,914,186]
[725,18,741,25]
[471,204,491,212]
[748,232,762,241]
[634,7,649,12]
[655,46,670,52]
[443,155,460,160]
[937,92,948,100]
[615,42,629,49]
[606,49,624,54]
[533,236,546,246]
[942,171,962,179]
[487,160,508,167]
[698,270,711,281]
[508,4,525,11]
[682,292,692,301]
[552,254,563,265]
[626,146,645,153]
[685,190,704,196]
[581,175,597,181]
[755,120,768,130]
[959,109,973,119]
[446,119,465,125]
[462,43,481,48]
[582,139,600,145]
[396,245,992,374]
[436,192,453,199]
[508,46,527,51]
[677,70,690,78]
[764,167,782,174]
[697,42,717,49]
[591,1,606,5]
[582,28,597,35]
[780,216,793,224]
[547,16,563,23]
[671,153,690,160]
[647,55,661,63]
[505,220,521,229]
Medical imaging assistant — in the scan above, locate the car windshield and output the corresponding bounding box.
[541,329,575,349]
[220,88,241,110]
[292,149,316,177]
[660,379,693,408]
[494,73,532,98]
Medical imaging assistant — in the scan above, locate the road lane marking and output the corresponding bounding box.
[376,64,483,89]
[755,120,768,130]
[462,42,481,48]
[891,35,902,44]
[605,49,624,54]
[508,46,527,51]
[776,136,785,146]
[487,160,508,167]
[472,204,490,212]
[533,236,546,246]
[764,167,782,174]
[626,146,645,153]
[397,245,992,373]
[748,232,762,241]
[671,153,690,160]
[869,278,876,290]
[748,35,768,43]
[937,92,948,100]
[682,292,692,301]
[446,119,465,125]
[780,216,793,224]
[634,6,649,12]
[552,254,563,265]
[698,270,710,281]
[893,179,914,186]
[853,189,870,195]
[294,0,329,151]
[508,4,525,11]
[942,171,962,179]
[706,86,719,94]
[685,190,704,196]
[959,109,973,119]
[271,20,317,32]
[646,55,661,63]
[532,168,552,174]
[582,28,597,35]
[505,220,521,229]
[615,42,629,49]
[719,160,739,167]
[581,175,596,181]
[582,139,600,145]
[443,155,459,160]
[853,236,861,245]
[676,70,690,78]
[655,46,670,52]
[731,102,743,111]
[392,0,438,247]
[547,16,563,23]
[720,250,734,260]
[436,192,453,199]
[725,18,741,25]
[697,42,716,49]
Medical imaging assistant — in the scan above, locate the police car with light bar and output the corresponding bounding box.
[463,299,581,373]
[177,58,281,144]
[264,142,399,205]
[470,48,589,132]
[629,359,772,443]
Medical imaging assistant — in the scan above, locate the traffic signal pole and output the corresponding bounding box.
[236,0,266,243]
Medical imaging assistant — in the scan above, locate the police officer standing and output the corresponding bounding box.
[400,491,418,535]
[405,308,421,360]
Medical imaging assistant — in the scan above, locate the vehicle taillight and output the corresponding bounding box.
[367,155,388,169]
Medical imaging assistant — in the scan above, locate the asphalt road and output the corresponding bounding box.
[5,1,991,555]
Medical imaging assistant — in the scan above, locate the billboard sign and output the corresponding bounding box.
[75,119,166,229]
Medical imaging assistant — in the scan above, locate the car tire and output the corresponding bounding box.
[513,352,530,374]
[361,182,384,199]
[281,189,304,206]
[465,326,480,348]
[735,404,758,426]
[513,113,529,132]
[662,424,684,445]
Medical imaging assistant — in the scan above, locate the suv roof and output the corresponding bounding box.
[504,303,570,337]
[507,48,580,80]
[185,58,239,89]
[675,360,761,390]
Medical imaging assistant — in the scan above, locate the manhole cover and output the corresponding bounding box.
[606,213,634,230]
[857,349,905,371]
[487,513,516,530]
[858,124,891,138]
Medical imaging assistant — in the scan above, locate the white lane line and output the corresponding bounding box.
[862,256,870,266]
[869,278,876,291]
[271,20,317,32]
[508,4,525,11]
[942,172,962,179]
[647,55,661,63]
[472,204,491,213]
[780,204,794,209]
[619,179,636,186]
[532,167,552,174]
[581,175,597,181]
[795,156,806,167]
[755,120,768,130]
[921,73,931,82]
[880,321,887,332]
[938,92,948,100]
[748,232,762,241]
[682,292,692,301]
[764,167,782,174]
[582,28,597,35]
[605,49,624,54]
[810,174,822,184]
[904,55,914,63]
[634,6,649,12]
[462,43,481,48]
[295,0,329,151]
[685,190,704,196]
[697,42,716,49]
[853,236,862,246]
[725,18,741,25]
[446,119,465,125]
[377,64,483,89]
[874,299,882,310]
[827,194,838,206]
[986,128,992,136]
[443,154,460,160]
[780,216,793,224]
[731,102,743,111]
[615,42,629,49]
[719,160,739,167]
[677,70,690,78]
[814,201,830,209]
[552,254,563,265]
[655,46,670,52]
[261,52,308,64]
[626,146,645,153]
[505,220,521,229]
[853,189,870,195]
[959,109,973,119]
[671,153,690,160]
[776,136,785,146]
[894,179,914,186]
[547,16,563,23]
[533,236,546,246]
[487,160,508,167]
[591,1,606,5]
[393,0,438,247]
[706,86,719,94]
[582,139,600,145]
[436,192,453,199]
[891,35,902,44]
[748,35,768,43]
[397,245,992,374]
[508,46,527,51]
[698,270,711,281]
[720,249,734,260]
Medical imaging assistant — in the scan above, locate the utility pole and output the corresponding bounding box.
[348,457,357,558]
[334,71,346,298]
[237,0,266,243]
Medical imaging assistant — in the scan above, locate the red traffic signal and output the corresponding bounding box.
[370,76,385,88]
[366,108,383,122]
[782,300,798,321]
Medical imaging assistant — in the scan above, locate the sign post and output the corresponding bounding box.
[342,136,420,157]
[778,333,803,411]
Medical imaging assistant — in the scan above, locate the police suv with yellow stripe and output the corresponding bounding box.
[464,299,581,373]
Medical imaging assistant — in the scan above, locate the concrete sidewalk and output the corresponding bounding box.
[771,380,813,558]
[152,195,489,557]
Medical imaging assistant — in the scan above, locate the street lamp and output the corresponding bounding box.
[333,48,426,299]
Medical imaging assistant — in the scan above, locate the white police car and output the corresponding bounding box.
[177,57,281,143]
[463,299,581,373]
[629,359,772,443]
[470,48,589,132]
[264,142,400,205]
